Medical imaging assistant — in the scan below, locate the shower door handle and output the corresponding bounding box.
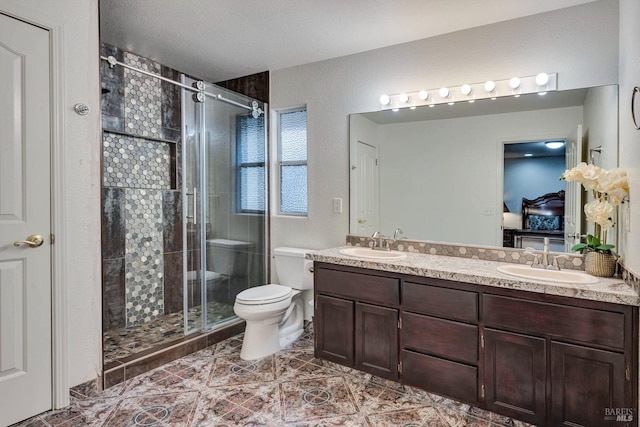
[186,187,197,225]
[192,187,197,225]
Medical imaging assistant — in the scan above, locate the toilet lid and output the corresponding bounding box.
[236,284,292,305]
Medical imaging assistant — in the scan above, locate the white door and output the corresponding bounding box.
[564,125,583,252]
[0,13,52,426]
[351,140,379,235]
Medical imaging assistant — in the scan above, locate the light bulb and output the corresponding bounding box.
[399,93,410,103]
[379,94,391,105]
[545,140,565,149]
[439,87,449,98]
[460,84,472,96]
[535,73,549,86]
[418,90,429,100]
[509,77,521,89]
[484,81,496,93]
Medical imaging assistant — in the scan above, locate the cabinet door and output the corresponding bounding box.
[551,342,628,427]
[355,302,398,380]
[315,295,354,366]
[484,329,546,426]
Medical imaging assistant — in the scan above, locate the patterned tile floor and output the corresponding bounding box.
[103,301,236,363]
[16,325,532,426]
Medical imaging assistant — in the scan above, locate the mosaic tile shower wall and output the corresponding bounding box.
[103,132,171,189]
[124,189,165,325]
[101,43,183,330]
[123,51,163,138]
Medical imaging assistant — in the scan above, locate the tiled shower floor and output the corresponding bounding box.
[18,325,532,427]
[103,301,236,363]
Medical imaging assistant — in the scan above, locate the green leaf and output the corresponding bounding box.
[571,243,588,252]
[596,244,615,251]
[587,234,601,247]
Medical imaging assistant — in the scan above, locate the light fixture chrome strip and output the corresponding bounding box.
[379,73,557,111]
[99,55,256,113]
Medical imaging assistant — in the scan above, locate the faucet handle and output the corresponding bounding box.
[523,249,541,266]
[393,228,403,240]
[552,254,570,270]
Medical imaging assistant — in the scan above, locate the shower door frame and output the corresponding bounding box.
[181,76,269,335]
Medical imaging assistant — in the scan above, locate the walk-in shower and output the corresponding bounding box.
[100,44,267,378]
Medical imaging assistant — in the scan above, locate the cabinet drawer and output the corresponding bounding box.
[402,312,478,365]
[402,281,478,323]
[316,267,399,305]
[402,350,477,405]
[483,294,626,350]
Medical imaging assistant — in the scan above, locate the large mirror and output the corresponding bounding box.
[349,85,618,253]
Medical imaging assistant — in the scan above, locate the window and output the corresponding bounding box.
[278,108,308,215]
[237,114,266,213]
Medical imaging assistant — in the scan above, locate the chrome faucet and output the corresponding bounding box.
[524,238,565,270]
[393,228,403,240]
[371,231,390,251]
[542,237,550,267]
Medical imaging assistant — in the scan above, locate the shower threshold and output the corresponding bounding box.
[103,300,236,365]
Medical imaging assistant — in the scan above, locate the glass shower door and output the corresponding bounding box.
[182,78,268,334]
[182,76,206,334]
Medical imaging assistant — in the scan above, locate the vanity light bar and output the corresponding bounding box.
[379,73,557,111]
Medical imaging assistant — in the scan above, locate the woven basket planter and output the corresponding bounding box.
[584,252,617,277]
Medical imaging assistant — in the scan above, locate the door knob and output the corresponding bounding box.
[13,234,44,248]
[357,218,366,224]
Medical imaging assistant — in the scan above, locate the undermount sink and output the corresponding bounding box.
[497,264,599,284]
[338,247,408,260]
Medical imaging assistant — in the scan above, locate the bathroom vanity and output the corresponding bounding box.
[310,248,639,427]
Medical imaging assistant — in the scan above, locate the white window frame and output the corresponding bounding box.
[276,106,308,217]
[235,113,266,215]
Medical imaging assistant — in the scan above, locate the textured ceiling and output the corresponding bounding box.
[99,0,597,82]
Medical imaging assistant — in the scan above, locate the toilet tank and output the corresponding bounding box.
[207,238,252,276]
[273,247,314,290]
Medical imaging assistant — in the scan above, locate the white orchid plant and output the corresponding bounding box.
[561,162,629,255]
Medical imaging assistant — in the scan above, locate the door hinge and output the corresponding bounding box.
[481,384,485,399]
[50,233,55,244]
[398,318,402,329]
[481,334,484,349]
[398,361,402,374]
[626,365,630,381]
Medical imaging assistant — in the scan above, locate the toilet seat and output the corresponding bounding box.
[236,284,292,305]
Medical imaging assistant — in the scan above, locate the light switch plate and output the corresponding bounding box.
[333,198,343,214]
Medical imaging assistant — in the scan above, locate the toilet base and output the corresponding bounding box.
[278,293,305,348]
[240,314,285,360]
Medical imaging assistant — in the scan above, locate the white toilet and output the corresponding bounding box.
[233,247,313,360]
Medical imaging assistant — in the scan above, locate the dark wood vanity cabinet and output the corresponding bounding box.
[484,293,636,427]
[314,262,638,427]
[314,264,400,380]
[483,328,547,425]
[400,279,480,404]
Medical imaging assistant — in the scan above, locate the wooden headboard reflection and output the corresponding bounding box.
[521,190,565,230]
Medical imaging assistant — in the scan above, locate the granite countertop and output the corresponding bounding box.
[308,246,640,306]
